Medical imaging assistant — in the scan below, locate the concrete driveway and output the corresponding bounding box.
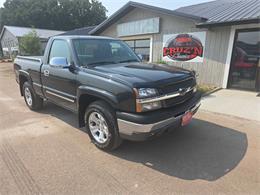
[201,89,260,122]
[0,63,260,194]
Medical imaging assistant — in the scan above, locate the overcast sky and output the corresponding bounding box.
[0,0,213,16]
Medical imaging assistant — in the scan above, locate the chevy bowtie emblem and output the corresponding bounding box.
[178,88,188,96]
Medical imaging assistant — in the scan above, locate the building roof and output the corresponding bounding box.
[90,1,207,34]
[0,26,65,39]
[59,26,97,36]
[176,0,260,27]
[90,0,260,34]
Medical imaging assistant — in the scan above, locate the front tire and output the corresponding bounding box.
[22,82,43,110]
[85,101,122,151]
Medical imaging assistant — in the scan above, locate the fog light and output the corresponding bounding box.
[136,101,162,112]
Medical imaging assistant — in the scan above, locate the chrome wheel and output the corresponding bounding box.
[88,112,109,144]
[24,87,33,106]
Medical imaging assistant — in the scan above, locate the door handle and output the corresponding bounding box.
[43,70,49,77]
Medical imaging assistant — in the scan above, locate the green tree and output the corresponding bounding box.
[19,30,41,55]
[0,0,107,31]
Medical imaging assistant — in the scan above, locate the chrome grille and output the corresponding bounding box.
[160,77,196,107]
[164,90,194,107]
[161,77,195,94]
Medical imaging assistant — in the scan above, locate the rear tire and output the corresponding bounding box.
[22,82,43,110]
[85,100,122,151]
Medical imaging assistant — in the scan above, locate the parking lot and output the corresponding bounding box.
[0,63,259,194]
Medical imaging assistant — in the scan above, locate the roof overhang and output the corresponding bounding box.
[196,18,260,28]
[90,1,207,35]
[0,26,7,40]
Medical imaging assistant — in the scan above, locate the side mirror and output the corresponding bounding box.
[50,57,70,68]
[137,54,143,61]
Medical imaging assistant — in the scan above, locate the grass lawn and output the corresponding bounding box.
[197,84,217,94]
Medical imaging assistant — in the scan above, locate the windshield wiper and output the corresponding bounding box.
[86,61,117,66]
[119,59,139,63]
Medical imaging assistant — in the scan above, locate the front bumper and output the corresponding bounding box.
[117,92,201,141]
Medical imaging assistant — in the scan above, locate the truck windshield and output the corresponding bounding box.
[72,39,140,66]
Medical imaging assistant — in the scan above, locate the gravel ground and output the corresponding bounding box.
[0,63,259,194]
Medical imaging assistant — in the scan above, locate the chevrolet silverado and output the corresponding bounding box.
[14,36,201,150]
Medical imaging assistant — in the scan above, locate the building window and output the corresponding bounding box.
[228,28,260,91]
[124,39,150,62]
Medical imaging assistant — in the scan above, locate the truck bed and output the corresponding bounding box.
[14,56,44,90]
[16,56,44,63]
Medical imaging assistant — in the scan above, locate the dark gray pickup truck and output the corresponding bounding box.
[14,35,201,150]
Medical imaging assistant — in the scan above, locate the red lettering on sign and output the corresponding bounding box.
[163,47,203,57]
[163,47,169,56]
[194,47,203,57]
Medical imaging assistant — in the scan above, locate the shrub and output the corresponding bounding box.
[19,30,41,56]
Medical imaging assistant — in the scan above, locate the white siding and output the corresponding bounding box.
[1,29,19,56]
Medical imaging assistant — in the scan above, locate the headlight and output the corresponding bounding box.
[134,88,162,112]
[135,88,158,98]
[137,101,162,112]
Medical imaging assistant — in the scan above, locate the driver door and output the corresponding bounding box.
[41,39,77,112]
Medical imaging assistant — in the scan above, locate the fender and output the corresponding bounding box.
[77,85,120,127]
[18,70,33,96]
[77,85,119,108]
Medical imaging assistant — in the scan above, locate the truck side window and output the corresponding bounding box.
[48,40,71,63]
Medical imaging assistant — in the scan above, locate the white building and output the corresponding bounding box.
[0,26,64,57]
[90,0,260,91]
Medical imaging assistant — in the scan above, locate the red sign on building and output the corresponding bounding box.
[163,32,206,62]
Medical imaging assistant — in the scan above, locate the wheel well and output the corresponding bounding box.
[78,94,113,127]
[19,75,28,96]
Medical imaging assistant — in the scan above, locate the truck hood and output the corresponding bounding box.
[89,62,194,87]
